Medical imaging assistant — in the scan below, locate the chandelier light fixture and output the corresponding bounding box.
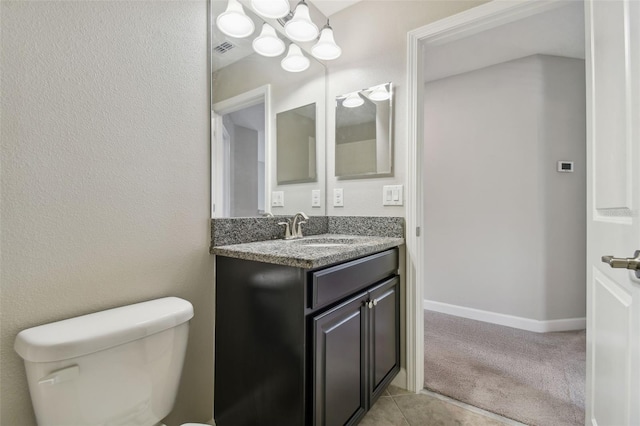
[281,43,310,72]
[311,20,341,60]
[215,0,343,73]
[253,23,286,57]
[216,0,255,38]
[251,0,290,19]
[284,0,319,42]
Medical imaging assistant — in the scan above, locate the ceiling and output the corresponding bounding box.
[310,0,362,17]
[423,2,585,83]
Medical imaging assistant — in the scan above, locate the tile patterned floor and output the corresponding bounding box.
[360,386,526,426]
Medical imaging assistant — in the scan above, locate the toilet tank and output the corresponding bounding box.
[14,297,194,426]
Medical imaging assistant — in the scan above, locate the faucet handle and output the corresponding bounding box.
[278,221,293,239]
[295,221,306,238]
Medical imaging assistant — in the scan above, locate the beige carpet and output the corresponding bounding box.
[424,310,585,426]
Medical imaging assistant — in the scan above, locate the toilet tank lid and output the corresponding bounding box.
[14,297,194,363]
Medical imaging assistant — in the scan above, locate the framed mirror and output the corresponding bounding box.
[335,82,393,179]
[211,0,327,217]
[277,103,317,184]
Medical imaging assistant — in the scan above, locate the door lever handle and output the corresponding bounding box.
[601,250,640,272]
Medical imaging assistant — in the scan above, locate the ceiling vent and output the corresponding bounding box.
[213,41,235,54]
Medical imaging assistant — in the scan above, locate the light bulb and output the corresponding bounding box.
[343,92,364,108]
[311,23,341,60]
[368,85,390,101]
[251,0,290,19]
[253,23,285,57]
[216,0,255,38]
[284,1,318,42]
[281,44,310,72]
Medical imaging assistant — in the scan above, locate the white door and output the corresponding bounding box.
[586,0,640,424]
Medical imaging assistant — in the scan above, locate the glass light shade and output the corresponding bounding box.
[284,2,318,42]
[251,0,290,19]
[216,0,255,38]
[368,85,390,101]
[311,26,341,60]
[253,24,285,57]
[343,92,364,108]
[281,44,310,72]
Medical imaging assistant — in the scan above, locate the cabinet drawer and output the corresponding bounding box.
[311,249,398,309]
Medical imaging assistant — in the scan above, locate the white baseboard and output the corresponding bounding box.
[423,300,585,333]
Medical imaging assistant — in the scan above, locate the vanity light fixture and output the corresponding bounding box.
[311,21,341,60]
[367,84,391,101]
[253,23,286,57]
[216,0,255,38]
[281,43,310,72]
[251,0,290,19]
[342,92,364,108]
[284,0,319,42]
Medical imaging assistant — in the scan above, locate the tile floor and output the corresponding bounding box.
[360,386,526,426]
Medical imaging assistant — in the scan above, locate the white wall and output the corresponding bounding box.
[423,55,586,324]
[326,0,487,216]
[0,2,213,425]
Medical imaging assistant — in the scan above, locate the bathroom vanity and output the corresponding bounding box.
[213,235,402,426]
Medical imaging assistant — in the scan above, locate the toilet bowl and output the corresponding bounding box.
[14,297,207,426]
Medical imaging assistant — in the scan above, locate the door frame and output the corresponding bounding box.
[404,0,579,392]
[211,85,271,218]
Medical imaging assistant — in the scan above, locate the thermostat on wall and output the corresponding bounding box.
[557,161,574,173]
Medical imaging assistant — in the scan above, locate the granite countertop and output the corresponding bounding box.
[211,234,405,269]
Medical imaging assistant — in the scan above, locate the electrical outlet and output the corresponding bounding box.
[311,189,321,207]
[271,191,284,207]
[333,188,344,207]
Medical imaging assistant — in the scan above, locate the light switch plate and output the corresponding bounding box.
[311,189,321,207]
[271,191,284,207]
[333,188,344,207]
[383,185,403,206]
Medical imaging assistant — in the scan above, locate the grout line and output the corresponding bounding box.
[389,394,412,425]
[415,389,528,426]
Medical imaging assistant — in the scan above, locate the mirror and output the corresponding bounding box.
[211,0,327,217]
[335,82,393,179]
[277,103,317,184]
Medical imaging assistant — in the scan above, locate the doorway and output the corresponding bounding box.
[409,1,587,424]
[212,86,270,217]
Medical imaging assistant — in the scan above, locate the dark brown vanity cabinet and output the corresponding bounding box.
[214,248,400,426]
[313,276,400,426]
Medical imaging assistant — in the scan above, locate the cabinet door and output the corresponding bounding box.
[313,293,368,426]
[368,277,400,403]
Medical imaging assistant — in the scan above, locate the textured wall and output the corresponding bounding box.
[1,2,213,425]
[423,55,586,321]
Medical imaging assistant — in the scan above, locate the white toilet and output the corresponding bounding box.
[14,297,207,426]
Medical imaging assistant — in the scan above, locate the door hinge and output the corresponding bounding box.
[416,226,421,237]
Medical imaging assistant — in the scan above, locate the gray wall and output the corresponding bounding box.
[423,55,586,321]
[0,2,213,425]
